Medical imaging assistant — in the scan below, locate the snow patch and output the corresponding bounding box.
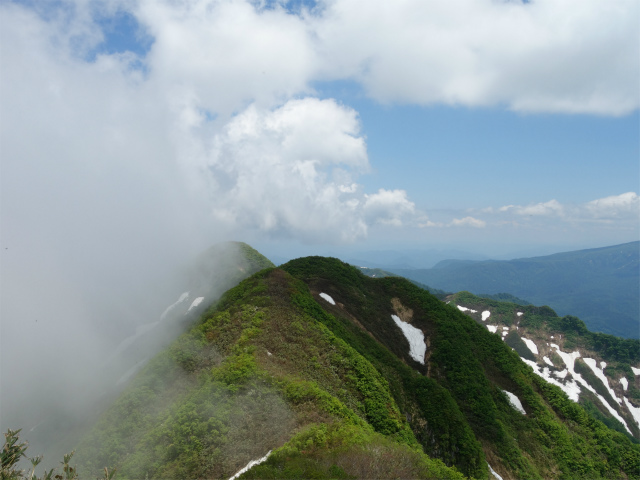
[482,310,491,321]
[516,312,523,316]
[486,325,498,333]
[319,292,336,305]
[522,337,538,355]
[601,361,607,369]
[391,315,426,364]
[160,292,190,320]
[502,390,526,414]
[554,369,569,379]
[186,297,205,313]
[543,356,554,367]
[522,358,581,401]
[487,463,504,480]
[457,305,477,313]
[623,397,640,431]
[583,358,621,404]
[632,367,640,375]
[550,346,631,434]
[594,392,632,434]
[228,451,272,480]
[620,377,628,391]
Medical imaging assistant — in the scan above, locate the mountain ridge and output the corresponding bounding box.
[69,252,639,479]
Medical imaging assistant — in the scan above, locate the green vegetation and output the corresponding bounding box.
[282,256,640,479]
[67,252,639,479]
[1,429,116,480]
[75,267,464,479]
[478,292,532,305]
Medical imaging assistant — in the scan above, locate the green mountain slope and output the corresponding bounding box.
[73,256,639,479]
[448,291,640,440]
[392,241,640,338]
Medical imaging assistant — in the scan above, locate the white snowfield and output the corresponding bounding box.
[521,337,538,355]
[186,296,205,313]
[502,389,526,415]
[487,463,504,480]
[457,305,477,313]
[228,451,272,480]
[554,369,569,379]
[391,315,426,364]
[623,397,640,431]
[546,345,632,434]
[482,310,491,321]
[516,312,524,316]
[319,292,336,305]
[632,367,640,375]
[486,325,498,333]
[522,358,580,401]
[161,292,190,320]
[543,356,554,367]
[583,358,621,404]
[620,377,628,391]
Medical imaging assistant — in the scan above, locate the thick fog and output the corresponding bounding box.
[0,1,408,456]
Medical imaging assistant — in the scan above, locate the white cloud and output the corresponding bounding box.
[137,0,317,117]
[313,0,639,115]
[363,189,415,226]
[512,199,564,217]
[197,98,414,242]
[450,216,487,228]
[585,192,640,218]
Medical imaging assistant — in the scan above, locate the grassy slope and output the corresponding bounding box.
[75,268,464,480]
[281,257,640,480]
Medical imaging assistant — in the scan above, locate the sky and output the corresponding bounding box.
[0,0,638,448]
[2,0,637,264]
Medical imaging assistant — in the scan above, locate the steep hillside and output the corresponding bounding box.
[392,241,640,338]
[19,241,274,472]
[73,257,639,479]
[448,291,640,441]
[75,267,463,479]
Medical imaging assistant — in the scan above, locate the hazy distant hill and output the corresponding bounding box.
[392,242,640,339]
[72,255,639,479]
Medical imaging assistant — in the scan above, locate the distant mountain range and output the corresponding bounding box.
[391,241,639,339]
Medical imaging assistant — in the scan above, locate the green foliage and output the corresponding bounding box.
[283,256,640,480]
[241,421,466,480]
[478,292,532,305]
[1,429,115,480]
[73,252,640,480]
[505,331,536,361]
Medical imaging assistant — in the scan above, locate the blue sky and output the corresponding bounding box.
[2,0,639,264]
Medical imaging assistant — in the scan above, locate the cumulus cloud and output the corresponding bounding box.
[477,192,640,230]
[196,97,380,242]
[450,216,487,228]
[313,0,639,114]
[362,189,415,226]
[585,192,640,218]
[501,199,565,217]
